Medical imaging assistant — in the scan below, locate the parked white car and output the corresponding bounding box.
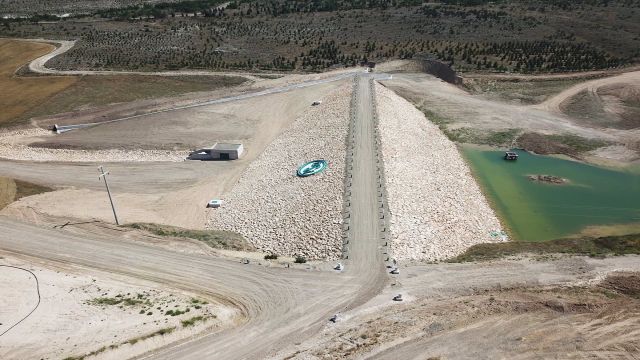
[207,199,224,208]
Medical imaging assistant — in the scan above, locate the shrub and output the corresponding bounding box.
[264,253,278,260]
[294,256,307,264]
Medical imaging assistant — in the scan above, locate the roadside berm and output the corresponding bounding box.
[207,84,351,259]
[376,83,505,261]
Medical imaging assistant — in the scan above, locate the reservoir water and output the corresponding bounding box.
[462,147,640,241]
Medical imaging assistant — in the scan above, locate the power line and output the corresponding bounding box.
[98,166,120,225]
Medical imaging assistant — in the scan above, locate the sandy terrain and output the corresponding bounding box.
[535,70,640,116]
[34,80,345,152]
[381,73,620,141]
[207,83,351,259]
[381,72,640,166]
[1,78,347,229]
[273,256,640,360]
[0,253,235,360]
[0,128,188,162]
[376,83,504,261]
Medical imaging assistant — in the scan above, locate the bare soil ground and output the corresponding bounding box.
[275,258,640,360]
[0,79,347,229]
[33,81,343,151]
[463,77,584,105]
[561,83,640,130]
[381,72,640,166]
[0,252,236,360]
[0,176,51,210]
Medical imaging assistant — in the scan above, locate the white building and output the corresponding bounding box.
[188,143,244,160]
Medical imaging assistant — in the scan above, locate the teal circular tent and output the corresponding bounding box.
[297,160,328,177]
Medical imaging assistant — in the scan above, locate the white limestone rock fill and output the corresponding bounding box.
[207,84,351,260]
[375,83,505,261]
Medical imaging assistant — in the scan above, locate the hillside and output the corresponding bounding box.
[1,0,638,73]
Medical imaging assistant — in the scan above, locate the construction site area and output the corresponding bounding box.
[0,35,639,360]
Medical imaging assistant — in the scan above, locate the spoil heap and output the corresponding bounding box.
[207,84,351,259]
[376,83,505,261]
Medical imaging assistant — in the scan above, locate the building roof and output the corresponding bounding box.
[212,143,243,151]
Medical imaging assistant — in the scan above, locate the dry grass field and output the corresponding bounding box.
[20,74,246,122]
[0,39,247,127]
[0,39,77,126]
[0,176,52,210]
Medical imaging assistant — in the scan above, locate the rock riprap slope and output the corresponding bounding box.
[207,84,351,259]
[376,83,504,261]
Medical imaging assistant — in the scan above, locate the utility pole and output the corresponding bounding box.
[98,166,120,225]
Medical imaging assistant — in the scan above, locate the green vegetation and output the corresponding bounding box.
[181,315,209,327]
[422,108,481,144]
[125,223,254,251]
[546,134,610,153]
[423,108,521,147]
[88,294,150,307]
[450,233,640,263]
[462,147,640,241]
[2,1,636,73]
[516,132,611,158]
[441,126,521,148]
[264,253,278,260]
[126,326,175,345]
[294,256,307,264]
[165,308,190,316]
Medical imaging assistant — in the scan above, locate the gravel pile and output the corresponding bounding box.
[376,84,505,261]
[207,84,351,260]
[0,128,187,162]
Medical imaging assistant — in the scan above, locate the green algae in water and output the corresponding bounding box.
[462,147,640,241]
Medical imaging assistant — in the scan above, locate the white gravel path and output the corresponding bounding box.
[0,128,187,162]
[376,83,505,261]
[207,84,352,260]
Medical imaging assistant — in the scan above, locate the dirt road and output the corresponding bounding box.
[0,217,359,359]
[382,73,630,142]
[25,39,268,81]
[535,70,640,114]
[0,74,388,359]
[343,75,387,301]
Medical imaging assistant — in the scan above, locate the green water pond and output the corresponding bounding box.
[462,147,640,241]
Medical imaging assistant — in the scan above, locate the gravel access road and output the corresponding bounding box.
[345,75,387,290]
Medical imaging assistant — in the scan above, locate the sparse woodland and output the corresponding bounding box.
[1,0,638,73]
